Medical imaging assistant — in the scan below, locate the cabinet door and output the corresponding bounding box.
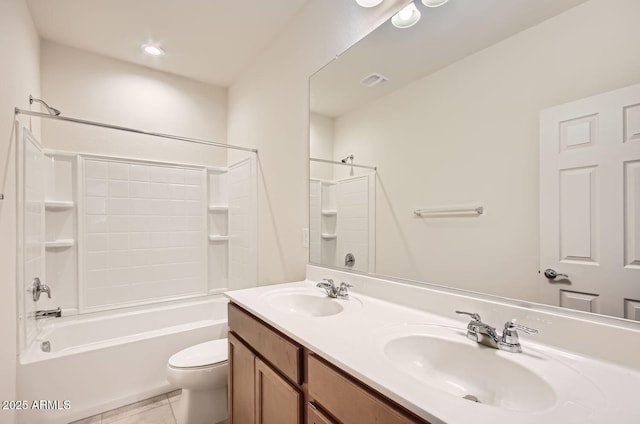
[307,403,336,424]
[255,357,302,424]
[229,332,255,424]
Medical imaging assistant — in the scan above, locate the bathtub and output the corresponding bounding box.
[16,296,228,424]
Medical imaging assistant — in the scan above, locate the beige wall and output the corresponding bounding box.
[228,0,407,285]
[0,0,40,421]
[40,41,228,166]
[328,0,640,300]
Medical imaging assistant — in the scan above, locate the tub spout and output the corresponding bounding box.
[35,307,61,320]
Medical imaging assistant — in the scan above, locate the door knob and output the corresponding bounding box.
[543,268,568,280]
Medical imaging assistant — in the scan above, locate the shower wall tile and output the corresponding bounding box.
[336,176,370,273]
[227,158,257,291]
[81,157,207,310]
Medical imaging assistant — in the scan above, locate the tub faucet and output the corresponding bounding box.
[316,279,352,299]
[35,307,61,320]
[31,277,51,302]
[455,311,538,353]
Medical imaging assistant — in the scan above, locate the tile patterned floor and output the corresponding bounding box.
[70,390,181,424]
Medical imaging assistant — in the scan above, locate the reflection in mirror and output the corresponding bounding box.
[309,0,640,321]
[309,158,376,273]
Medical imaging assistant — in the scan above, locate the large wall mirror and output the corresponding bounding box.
[309,0,640,321]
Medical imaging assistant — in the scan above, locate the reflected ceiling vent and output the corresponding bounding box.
[360,73,389,87]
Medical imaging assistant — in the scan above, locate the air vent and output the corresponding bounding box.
[360,73,388,87]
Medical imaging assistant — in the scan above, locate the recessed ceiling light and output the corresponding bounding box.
[355,0,383,7]
[141,42,165,57]
[391,3,421,29]
[421,0,450,7]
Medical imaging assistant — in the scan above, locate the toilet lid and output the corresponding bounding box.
[168,338,228,368]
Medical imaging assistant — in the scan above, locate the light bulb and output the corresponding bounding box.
[355,0,383,7]
[141,43,165,57]
[391,3,421,29]
[421,0,450,7]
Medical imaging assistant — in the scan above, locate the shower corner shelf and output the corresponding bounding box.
[321,233,337,240]
[321,209,337,216]
[45,200,75,210]
[208,235,230,242]
[208,205,229,212]
[45,239,75,248]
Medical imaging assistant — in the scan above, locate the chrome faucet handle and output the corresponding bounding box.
[500,320,538,352]
[31,277,51,301]
[337,282,352,298]
[455,310,482,322]
[455,311,485,343]
[504,320,538,335]
[317,279,339,297]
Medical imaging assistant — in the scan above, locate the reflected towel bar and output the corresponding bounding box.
[414,205,484,216]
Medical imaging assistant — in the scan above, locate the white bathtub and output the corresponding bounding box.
[17,296,229,424]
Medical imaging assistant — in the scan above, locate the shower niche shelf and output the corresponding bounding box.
[208,168,230,292]
[45,239,75,249]
[208,235,230,242]
[45,200,75,210]
[208,205,229,212]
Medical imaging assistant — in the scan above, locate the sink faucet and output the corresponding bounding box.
[35,307,62,320]
[316,279,352,299]
[455,311,538,353]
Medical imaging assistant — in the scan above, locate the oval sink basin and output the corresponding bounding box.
[384,331,555,412]
[378,325,604,415]
[263,288,362,317]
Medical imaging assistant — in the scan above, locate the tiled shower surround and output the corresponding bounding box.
[82,158,207,309]
[20,144,256,352]
[309,173,374,273]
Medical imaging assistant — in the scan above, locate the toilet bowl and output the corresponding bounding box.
[166,338,228,424]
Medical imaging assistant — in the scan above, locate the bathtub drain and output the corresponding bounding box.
[41,340,50,352]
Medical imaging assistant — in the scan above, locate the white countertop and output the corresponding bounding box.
[225,280,640,424]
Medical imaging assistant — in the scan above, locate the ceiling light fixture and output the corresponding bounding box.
[421,0,450,7]
[355,0,383,7]
[141,42,165,57]
[391,2,421,29]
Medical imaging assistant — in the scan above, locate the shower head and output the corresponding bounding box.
[29,95,61,116]
[340,154,354,164]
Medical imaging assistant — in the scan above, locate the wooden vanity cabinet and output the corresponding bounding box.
[228,302,429,424]
[228,303,303,424]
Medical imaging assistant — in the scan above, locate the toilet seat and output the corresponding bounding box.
[168,339,227,369]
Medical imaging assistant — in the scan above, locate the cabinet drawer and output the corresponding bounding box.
[307,354,427,424]
[228,303,302,384]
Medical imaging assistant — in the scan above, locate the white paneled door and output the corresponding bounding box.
[540,83,640,320]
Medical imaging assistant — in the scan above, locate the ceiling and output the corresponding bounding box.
[26,0,312,87]
[310,0,589,117]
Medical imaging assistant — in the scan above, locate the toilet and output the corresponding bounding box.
[166,338,228,424]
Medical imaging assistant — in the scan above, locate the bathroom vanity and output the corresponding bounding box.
[227,302,425,424]
[226,268,640,424]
